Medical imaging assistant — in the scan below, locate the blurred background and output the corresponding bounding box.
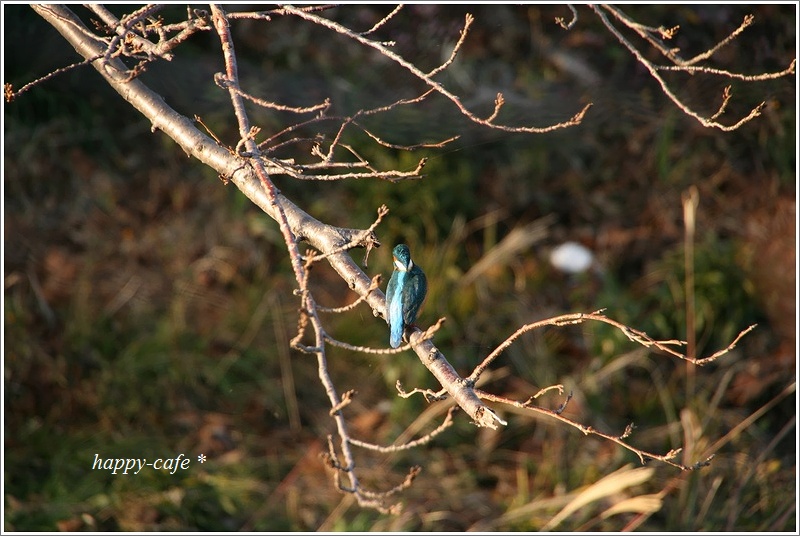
[3,4,796,531]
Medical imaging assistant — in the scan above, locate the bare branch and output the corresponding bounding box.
[555,5,579,30]
[693,323,757,365]
[305,205,387,266]
[317,275,382,314]
[477,389,713,471]
[285,158,427,182]
[215,74,331,114]
[590,5,782,131]
[5,54,103,102]
[324,336,399,355]
[600,5,754,67]
[358,122,459,150]
[329,389,356,416]
[709,85,733,121]
[85,3,212,62]
[359,4,404,36]
[427,13,474,77]
[281,5,592,134]
[467,311,755,385]
[255,88,458,179]
[348,407,458,452]
[396,381,447,402]
[681,14,755,66]
[655,59,797,81]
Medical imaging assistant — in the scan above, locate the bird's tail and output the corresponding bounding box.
[390,321,404,348]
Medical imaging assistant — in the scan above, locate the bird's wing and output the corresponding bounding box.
[402,267,427,325]
[388,271,408,348]
[386,270,400,326]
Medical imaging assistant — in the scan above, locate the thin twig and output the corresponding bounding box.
[305,206,388,266]
[427,13,474,77]
[477,389,712,471]
[359,4,404,36]
[396,381,448,402]
[467,310,755,384]
[317,274,382,313]
[555,5,579,30]
[655,59,796,81]
[348,407,458,452]
[217,78,331,114]
[5,54,102,101]
[600,5,754,67]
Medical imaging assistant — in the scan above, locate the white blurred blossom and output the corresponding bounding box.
[549,241,595,274]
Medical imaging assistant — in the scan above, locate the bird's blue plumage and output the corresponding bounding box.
[386,244,427,348]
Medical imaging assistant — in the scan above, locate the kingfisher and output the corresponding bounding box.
[386,243,428,348]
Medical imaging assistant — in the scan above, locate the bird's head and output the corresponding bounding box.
[392,243,413,272]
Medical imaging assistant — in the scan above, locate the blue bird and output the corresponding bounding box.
[386,244,428,348]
